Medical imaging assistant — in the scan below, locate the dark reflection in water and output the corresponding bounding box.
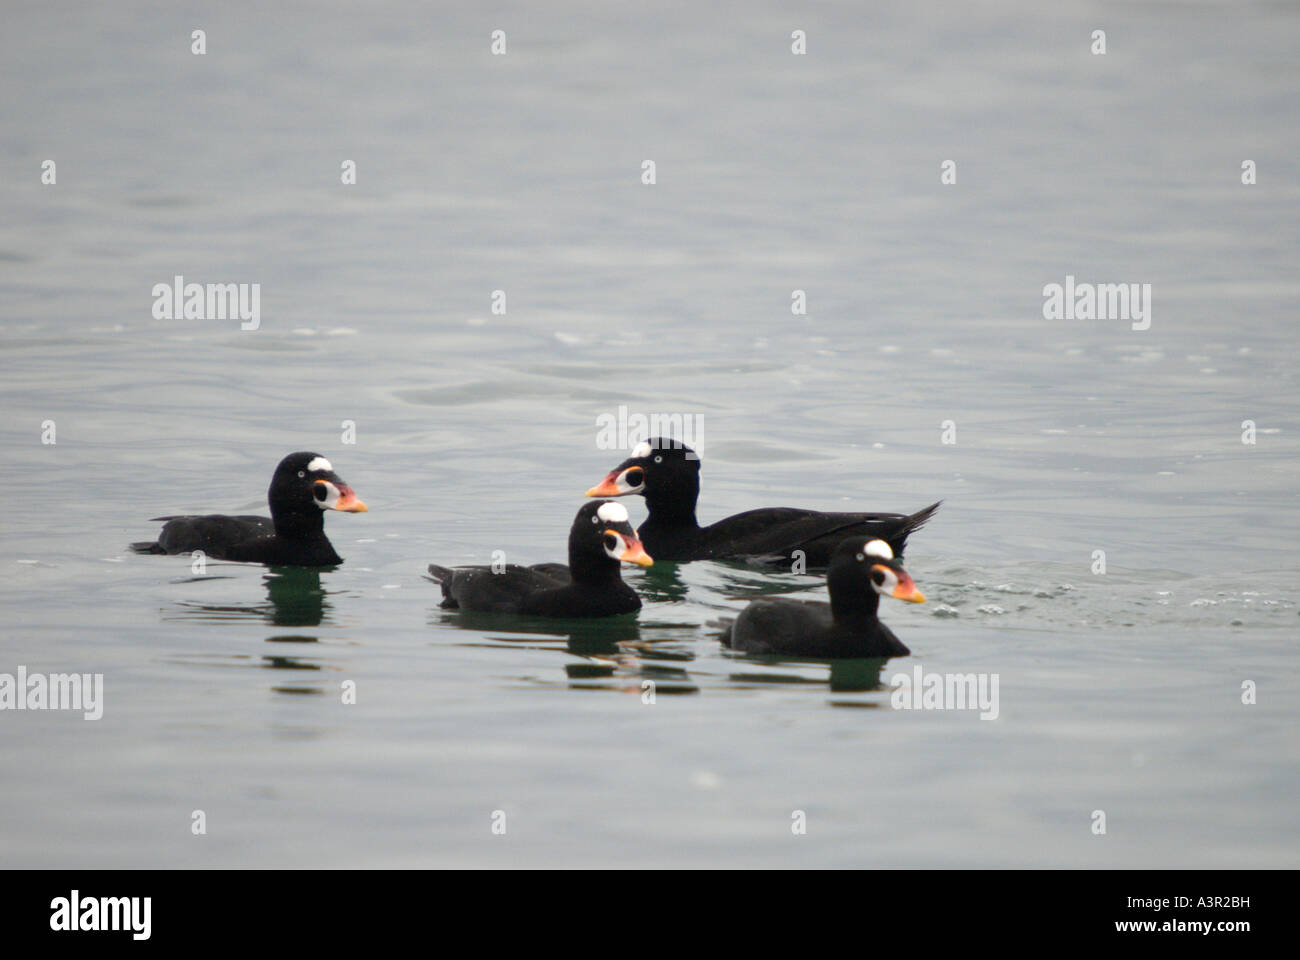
[829,659,889,692]
[726,657,890,694]
[635,562,689,604]
[710,562,823,601]
[563,657,699,696]
[263,637,328,695]
[263,567,330,628]
[259,568,335,696]
[430,599,900,701]
[164,567,331,631]
[433,609,640,650]
[262,655,322,671]
[432,609,703,694]
[160,644,334,695]
[158,568,344,697]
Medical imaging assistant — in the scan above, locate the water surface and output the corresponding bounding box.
[2,1,1298,867]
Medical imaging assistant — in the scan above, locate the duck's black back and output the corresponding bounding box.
[688,505,937,566]
[138,514,342,566]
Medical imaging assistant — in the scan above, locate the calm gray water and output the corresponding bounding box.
[2,1,1298,867]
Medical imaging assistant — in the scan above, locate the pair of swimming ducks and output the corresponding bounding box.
[133,442,941,659]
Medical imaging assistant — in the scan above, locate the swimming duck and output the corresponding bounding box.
[586,438,939,565]
[427,500,652,617]
[131,452,367,566]
[719,538,923,657]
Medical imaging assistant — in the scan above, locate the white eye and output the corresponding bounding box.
[653,455,663,463]
[298,471,305,478]
[591,516,599,524]
[865,539,893,560]
[855,553,865,562]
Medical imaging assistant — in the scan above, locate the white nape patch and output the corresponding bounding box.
[865,539,893,559]
[596,501,630,524]
[306,456,333,474]
[630,440,653,459]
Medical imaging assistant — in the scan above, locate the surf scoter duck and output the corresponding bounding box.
[427,500,652,617]
[131,452,367,566]
[719,538,923,657]
[585,438,940,565]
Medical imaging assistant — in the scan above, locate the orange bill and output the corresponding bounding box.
[332,484,368,513]
[585,471,624,498]
[609,530,653,567]
[876,564,924,603]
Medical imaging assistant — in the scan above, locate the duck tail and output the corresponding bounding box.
[425,564,460,608]
[886,500,941,558]
[903,500,942,535]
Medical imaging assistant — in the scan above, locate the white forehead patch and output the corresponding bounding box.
[596,501,630,524]
[865,539,893,559]
[630,440,653,459]
[306,456,333,474]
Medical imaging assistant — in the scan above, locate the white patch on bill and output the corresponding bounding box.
[616,468,644,492]
[596,501,630,524]
[314,479,340,509]
[865,539,893,559]
[873,566,900,595]
[630,440,653,459]
[306,456,333,474]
